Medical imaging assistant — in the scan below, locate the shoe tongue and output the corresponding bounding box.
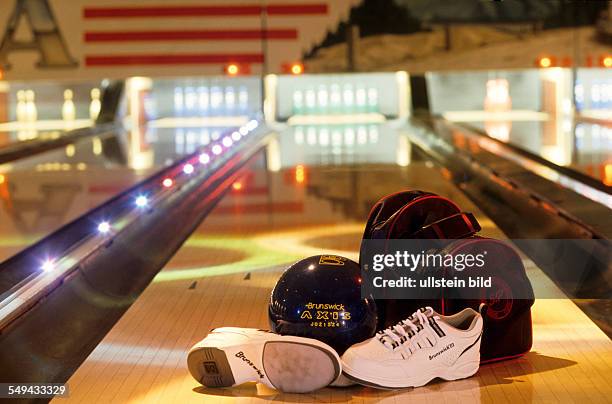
[403,307,436,332]
[379,307,435,346]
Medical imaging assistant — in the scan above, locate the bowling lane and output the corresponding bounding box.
[62,122,612,403]
[465,119,612,186]
[0,125,235,262]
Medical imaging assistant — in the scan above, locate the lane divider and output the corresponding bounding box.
[0,119,262,331]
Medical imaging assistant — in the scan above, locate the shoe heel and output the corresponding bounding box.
[188,347,236,388]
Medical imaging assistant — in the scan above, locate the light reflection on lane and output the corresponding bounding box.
[0,124,238,263]
[467,119,612,185]
[277,123,410,168]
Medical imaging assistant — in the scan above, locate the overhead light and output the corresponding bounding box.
[231,131,241,141]
[226,64,239,76]
[290,63,304,75]
[538,56,552,68]
[212,145,222,155]
[222,137,233,147]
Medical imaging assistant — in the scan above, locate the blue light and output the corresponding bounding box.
[97,221,111,234]
[41,259,55,272]
[135,195,148,208]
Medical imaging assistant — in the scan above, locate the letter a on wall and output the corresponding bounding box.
[0,0,77,69]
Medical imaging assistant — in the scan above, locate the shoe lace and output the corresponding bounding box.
[377,307,434,351]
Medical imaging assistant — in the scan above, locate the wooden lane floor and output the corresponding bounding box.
[57,129,612,403]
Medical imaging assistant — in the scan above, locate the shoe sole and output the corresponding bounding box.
[189,341,340,393]
[342,359,479,390]
[188,347,236,388]
[263,341,340,393]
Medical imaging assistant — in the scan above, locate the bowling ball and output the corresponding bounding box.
[268,255,377,354]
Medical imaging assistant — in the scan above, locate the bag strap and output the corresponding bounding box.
[363,191,432,239]
[401,212,481,239]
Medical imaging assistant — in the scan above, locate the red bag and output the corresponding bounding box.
[360,190,534,363]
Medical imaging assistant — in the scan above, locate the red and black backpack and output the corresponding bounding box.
[360,190,534,363]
